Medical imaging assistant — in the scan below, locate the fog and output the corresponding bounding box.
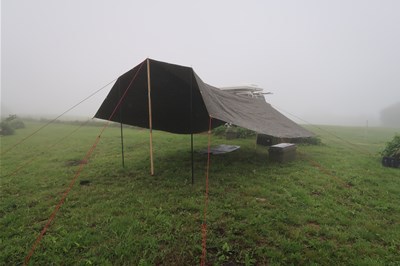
[2,0,400,127]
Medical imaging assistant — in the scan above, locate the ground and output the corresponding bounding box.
[1,121,399,265]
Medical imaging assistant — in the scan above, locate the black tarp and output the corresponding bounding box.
[95,58,314,138]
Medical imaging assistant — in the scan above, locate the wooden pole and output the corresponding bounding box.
[147,58,155,175]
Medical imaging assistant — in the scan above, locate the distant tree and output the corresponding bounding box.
[5,114,17,122]
[380,102,400,128]
[0,115,26,135]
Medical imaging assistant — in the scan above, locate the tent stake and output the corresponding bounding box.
[147,58,155,176]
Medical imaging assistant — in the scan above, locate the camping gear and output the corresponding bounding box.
[95,58,314,138]
[269,143,297,163]
[94,58,314,178]
[199,145,240,155]
[382,156,400,168]
[256,134,274,146]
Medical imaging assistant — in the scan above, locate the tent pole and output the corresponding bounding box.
[190,71,194,185]
[147,58,155,176]
[118,79,125,168]
[120,122,125,168]
[191,133,194,184]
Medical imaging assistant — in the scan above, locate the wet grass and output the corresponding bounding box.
[1,121,399,265]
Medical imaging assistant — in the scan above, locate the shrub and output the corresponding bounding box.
[212,125,227,136]
[212,125,256,139]
[0,122,15,136]
[9,119,25,129]
[235,127,256,138]
[381,134,400,159]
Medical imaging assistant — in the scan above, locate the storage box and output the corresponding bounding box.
[269,143,297,163]
[256,134,274,146]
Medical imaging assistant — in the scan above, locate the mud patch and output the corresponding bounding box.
[307,221,321,230]
[80,180,91,186]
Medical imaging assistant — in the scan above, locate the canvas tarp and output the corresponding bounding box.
[95,58,314,138]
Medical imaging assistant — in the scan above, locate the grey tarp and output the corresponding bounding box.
[95,58,314,138]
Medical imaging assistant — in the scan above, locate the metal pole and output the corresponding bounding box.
[119,79,125,168]
[147,58,155,176]
[191,133,194,184]
[120,122,125,168]
[190,71,194,184]
[255,133,258,150]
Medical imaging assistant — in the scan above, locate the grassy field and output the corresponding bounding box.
[1,121,399,265]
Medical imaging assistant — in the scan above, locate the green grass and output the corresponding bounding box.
[1,121,399,265]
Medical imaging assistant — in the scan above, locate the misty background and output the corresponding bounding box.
[1,0,399,127]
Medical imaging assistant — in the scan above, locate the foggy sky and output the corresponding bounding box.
[2,0,400,126]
